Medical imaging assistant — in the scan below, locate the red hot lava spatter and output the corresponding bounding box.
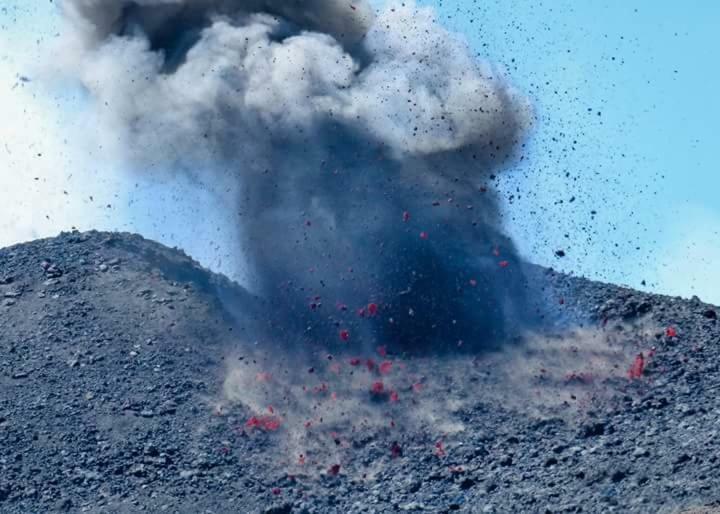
[434,440,446,457]
[371,381,385,395]
[246,414,282,432]
[666,326,678,338]
[628,353,645,380]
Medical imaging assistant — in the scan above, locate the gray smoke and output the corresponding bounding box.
[60,0,536,352]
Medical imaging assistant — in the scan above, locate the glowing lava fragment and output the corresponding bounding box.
[391,442,403,458]
[499,260,509,268]
[246,415,282,431]
[666,326,677,338]
[367,303,379,316]
[435,441,446,457]
[371,381,385,395]
[420,231,429,240]
[339,329,350,342]
[328,464,341,476]
[389,390,399,402]
[313,383,329,394]
[628,353,645,380]
[349,357,362,366]
[403,211,411,222]
[377,345,387,357]
[256,372,272,383]
[366,359,376,371]
[379,361,393,375]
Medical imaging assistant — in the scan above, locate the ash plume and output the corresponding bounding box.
[59,0,535,352]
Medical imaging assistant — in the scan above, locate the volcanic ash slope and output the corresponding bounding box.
[1,231,719,514]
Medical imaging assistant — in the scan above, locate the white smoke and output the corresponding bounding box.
[58,0,529,163]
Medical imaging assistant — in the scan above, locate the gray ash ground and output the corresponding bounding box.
[1,231,720,514]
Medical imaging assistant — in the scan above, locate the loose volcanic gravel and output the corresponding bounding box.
[1,231,720,514]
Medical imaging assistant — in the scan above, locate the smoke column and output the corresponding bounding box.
[59,0,535,353]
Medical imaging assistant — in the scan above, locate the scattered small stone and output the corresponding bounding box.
[459,477,476,490]
[674,454,691,465]
[179,469,198,479]
[499,455,513,466]
[611,469,628,483]
[703,309,717,320]
[400,502,426,511]
[580,422,606,438]
[264,503,293,514]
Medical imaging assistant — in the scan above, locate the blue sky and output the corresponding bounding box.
[1,1,719,302]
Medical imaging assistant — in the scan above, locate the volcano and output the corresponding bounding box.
[1,231,719,513]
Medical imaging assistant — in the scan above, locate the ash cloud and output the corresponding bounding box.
[59,0,535,352]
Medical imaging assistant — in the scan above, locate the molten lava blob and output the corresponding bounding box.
[246,415,282,432]
[628,353,645,380]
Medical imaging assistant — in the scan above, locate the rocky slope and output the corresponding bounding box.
[1,231,719,514]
